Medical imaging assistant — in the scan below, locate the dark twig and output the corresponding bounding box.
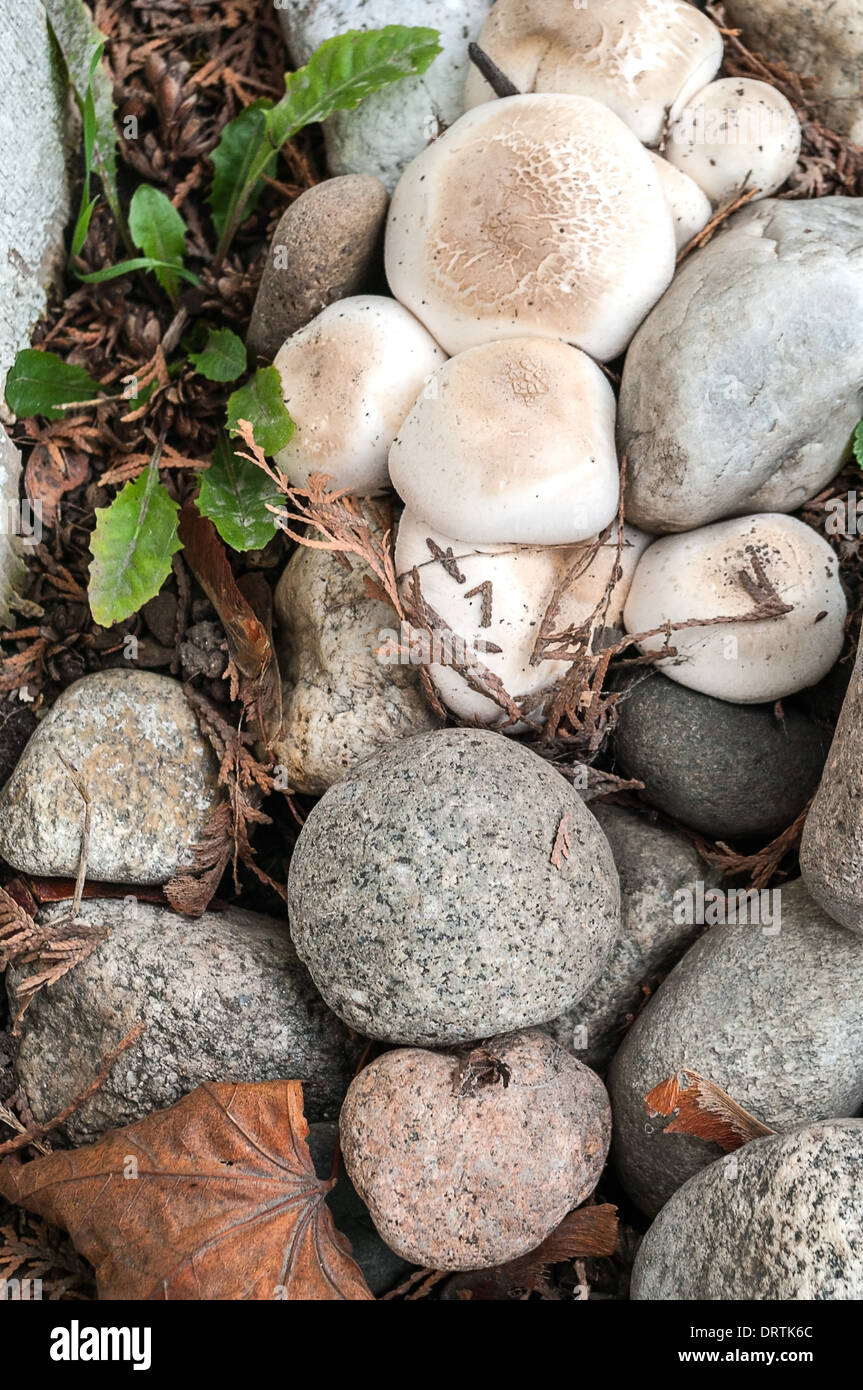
[468,42,521,99]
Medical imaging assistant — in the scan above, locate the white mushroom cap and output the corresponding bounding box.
[385,94,676,362]
[649,152,712,251]
[665,78,802,204]
[395,508,649,725]
[272,295,445,495]
[623,514,846,703]
[465,0,724,148]
[389,338,619,546]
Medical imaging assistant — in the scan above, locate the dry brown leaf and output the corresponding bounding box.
[645,1068,776,1152]
[0,1080,373,1301]
[24,445,89,526]
[177,502,282,747]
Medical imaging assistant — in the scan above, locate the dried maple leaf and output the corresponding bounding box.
[0,1080,373,1301]
[645,1069,775,1152]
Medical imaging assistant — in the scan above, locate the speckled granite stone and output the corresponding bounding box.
[288,727,620,1045]
[632,1122,863,1300]
[546,804,723,1071]
[609,879,863,1216]
[272,517,440,796]
[340,1029,610,1270]
[0,669,221,884]
[9,899,361,1144]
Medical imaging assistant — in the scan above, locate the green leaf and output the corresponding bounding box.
[269,26,441,146]
[210,26,440,256]
[88,461,182,626]
[75,256,201,287]
[128,186,189,300]
[44,0,125,240]
[189,328,247,383]
[227,367,295,457]
[209,101,277,240]
[854,421,863,469]
[196,435,281,551]
[5,350,103,420]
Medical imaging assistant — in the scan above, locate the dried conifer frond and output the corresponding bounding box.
[0,1214,93,1300]
[165,687,284,916]
[0,888,108,1030]
[688,801,811,889]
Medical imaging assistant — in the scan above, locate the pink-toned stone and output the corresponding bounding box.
[340,1029,610,1271]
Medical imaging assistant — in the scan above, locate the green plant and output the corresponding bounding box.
[853,421,863,468]
[5,20,442,627]
[88,447,182,628]
[209,26,441,259]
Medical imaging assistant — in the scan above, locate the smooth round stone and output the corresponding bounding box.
[608,879,863,1216]
[632,1122,863,1300]
[546,804,724,1071]
[613,673,828,840]
[620,198,863,532]
[0,669,221,885]
[340,1029,610,1270]
[288,728,620,1045]
[246,175,389,365]
[277,0,494,191]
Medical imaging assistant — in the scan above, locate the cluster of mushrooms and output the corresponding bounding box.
[271,0,844,723]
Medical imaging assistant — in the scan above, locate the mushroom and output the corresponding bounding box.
[395,508,650,725]
[389,338,620,545]
[385,94,676,361]
[272,295,445,495]
[649,152,712,251]
[464,0,723,147]
[623,514,846,703]
[665,78,801,205]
